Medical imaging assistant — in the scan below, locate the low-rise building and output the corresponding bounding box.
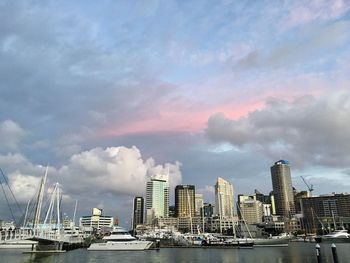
[79,208,114,232]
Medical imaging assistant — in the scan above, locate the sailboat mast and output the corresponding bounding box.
[73,200,78,227]
[218,194,222,234]
[332,210,337,230]
[34,166,48,228]
[56,184,61,234]
[187,188,193,234]
[23,199,31,228]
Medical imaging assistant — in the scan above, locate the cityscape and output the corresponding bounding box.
[77,159,350,238]
[1,0,350,262]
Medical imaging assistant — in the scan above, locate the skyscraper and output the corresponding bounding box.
[175,185,195,218]
[195,193,204,216]
[239,199,263,224]
[132,196,144,230]
[146,175,169,224]
[270,160,295,218]
[203,203,214,217]
[215,177,234,217]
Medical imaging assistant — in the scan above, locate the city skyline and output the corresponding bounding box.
[1,1,350,225]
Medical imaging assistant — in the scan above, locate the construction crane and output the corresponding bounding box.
[300,176,314,197]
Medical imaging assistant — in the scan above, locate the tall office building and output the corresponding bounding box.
[215,177,234,217]
[146,175,169,224]
[175,185,195,217]
[132,196,144,229]
[270,160,295,218]
[239,199,263,224]
[203,203,214,217]
[195,194,204,216]
[254,189,276,215]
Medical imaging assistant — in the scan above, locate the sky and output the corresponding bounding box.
[1,0,350,228]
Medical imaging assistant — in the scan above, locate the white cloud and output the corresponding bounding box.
[58,146,182,197]
[7,172,41,202]
[0,146,182,209]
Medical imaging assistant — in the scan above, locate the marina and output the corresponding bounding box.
[1,243,350,263]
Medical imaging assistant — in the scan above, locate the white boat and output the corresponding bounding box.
[315,230,350,243]
[87,226,153,251]
[0,239,38,249]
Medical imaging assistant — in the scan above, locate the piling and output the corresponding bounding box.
[156,239,160,250]
[316,243,322,263]
[331,243,339,263]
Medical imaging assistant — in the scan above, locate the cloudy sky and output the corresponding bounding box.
[1,0,350,227]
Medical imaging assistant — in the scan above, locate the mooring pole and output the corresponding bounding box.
[316,243,322,263]
[331,243,339,263]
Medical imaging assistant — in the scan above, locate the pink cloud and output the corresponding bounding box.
[96,100,264,138]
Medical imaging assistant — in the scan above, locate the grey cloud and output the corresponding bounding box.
[206,93,350,168]
[0,120,27,151]
[0,0,180,156]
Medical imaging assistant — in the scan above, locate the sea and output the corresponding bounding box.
[1,243,350,263]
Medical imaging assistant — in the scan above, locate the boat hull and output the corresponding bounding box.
[0,240,38,249]
[253,238,289,247]
[87,241,153,251]
[201,239,254,248]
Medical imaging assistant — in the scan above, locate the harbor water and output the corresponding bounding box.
[1,243,350,263]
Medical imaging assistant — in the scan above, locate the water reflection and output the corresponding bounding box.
[2,243,350,263]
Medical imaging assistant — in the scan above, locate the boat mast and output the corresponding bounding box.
[56,184,61,235]
[202,205,205,234]
[218,193,222,234]
[34,166,48,229]
[332,210,337,230]
[23,199,31,228]
[73,199,78,227]
[187,188,193,234]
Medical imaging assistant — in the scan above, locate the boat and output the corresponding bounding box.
[87,226,153,251]
[315,230,350,243]
[200,237,254,248]
[0,239,38,249]
[252,233,290,247]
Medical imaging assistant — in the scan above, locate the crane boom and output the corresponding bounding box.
[300,176,314,197]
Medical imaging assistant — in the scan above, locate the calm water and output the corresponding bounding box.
[1,243,350,263]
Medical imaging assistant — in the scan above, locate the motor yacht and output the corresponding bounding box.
[87,226,153,251]
[315,229,350,243]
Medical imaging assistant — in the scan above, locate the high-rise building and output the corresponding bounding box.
[132,197,144,229]
[301,193,350,232]
[215,177,234,217]
[270,160,295,218]
[175,185,195,218]
[195,194,204,216]
[239,199,263,224]
[301,193,350,218]
[146,175,169,224]
[203,203,214,217]
[254,189,276,215]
